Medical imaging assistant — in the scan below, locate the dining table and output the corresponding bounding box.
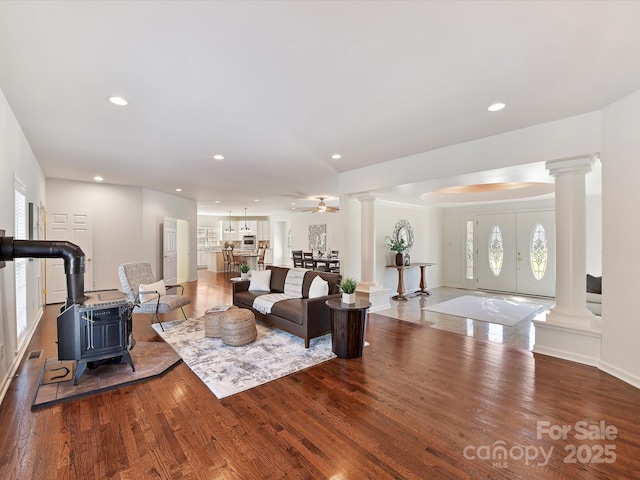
[311,256,340,271]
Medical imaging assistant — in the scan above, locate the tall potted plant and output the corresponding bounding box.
[340,277,358,304]
[387,236,408,266]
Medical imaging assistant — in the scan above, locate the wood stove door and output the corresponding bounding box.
[80,310,125,361]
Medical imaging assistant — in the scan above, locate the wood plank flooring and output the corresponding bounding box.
[1,270,640,479]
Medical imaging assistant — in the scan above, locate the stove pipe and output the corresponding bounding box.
[0,236,86,307]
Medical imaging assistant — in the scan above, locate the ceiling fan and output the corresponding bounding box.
[302,197,339,213]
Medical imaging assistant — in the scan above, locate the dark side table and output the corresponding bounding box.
[325,298,371,358]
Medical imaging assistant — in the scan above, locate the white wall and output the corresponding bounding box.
[0,88,46,401]
[375,203,443,294]
[46,179,144,290]
[46,180,198,290]
[600,89,640,386]
[142,188,198,282]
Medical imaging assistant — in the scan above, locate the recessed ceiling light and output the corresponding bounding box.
[175,188,182,192]
[291,202,296,205]
[213,154,224,160]
[254,199,259,202]
[488,102,506,112]
[93,176,103,182]
[331,154,342,160]
[215,200,220,203]
[108,96,128,106]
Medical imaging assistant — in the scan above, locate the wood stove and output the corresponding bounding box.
[57,290,135,384]
[0,231,136,384]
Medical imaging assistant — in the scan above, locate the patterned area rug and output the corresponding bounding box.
[152,317,336,398]
[423,295,543,327]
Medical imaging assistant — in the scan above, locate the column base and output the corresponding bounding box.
[355,284,391,313]
[533,313,602,367]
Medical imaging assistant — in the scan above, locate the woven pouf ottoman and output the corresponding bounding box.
[204,305,237,338]
[219,308,257,346]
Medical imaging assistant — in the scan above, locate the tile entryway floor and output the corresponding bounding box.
[374,287,555,351]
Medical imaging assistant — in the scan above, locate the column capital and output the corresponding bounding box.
[357,193,377,203]
[546,155,596,178]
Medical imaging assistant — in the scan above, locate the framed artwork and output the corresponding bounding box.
[308,224,326,252]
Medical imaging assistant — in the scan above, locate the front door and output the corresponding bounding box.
[476,211,555,297]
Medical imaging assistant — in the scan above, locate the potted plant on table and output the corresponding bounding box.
[387,236,408,266]
[239,262,250,280]
[340,277,359,304]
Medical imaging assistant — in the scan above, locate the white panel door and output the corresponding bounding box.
[477,213,517,293]
[162,217,178,285]
[45,213,93,304]
[516,211,556,297]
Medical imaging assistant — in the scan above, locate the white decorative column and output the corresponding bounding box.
[534,155,601,366]
[356,194,390,311]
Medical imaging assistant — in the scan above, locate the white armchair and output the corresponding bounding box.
[118,262,191,331]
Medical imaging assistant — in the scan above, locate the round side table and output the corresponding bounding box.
[325,298,371,359]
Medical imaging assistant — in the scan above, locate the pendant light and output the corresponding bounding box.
[224,211,235,234]
[240,208,251,233]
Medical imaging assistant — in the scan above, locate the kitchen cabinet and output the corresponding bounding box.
[257,220,270,242]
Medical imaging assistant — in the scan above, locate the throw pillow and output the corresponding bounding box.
[249,269,272,291]
[586,274,602,294]
[139,279,166,303]
[309,275,329,298]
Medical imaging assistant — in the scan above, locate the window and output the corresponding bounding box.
[15,182,27,340]
[488,225,504,277]
[529,223,548,280]
[465,221,474,280]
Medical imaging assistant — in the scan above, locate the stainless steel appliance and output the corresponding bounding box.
[242,235,256,250]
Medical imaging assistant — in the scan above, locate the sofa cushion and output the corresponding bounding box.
[249,269,271,291]
[268,266,288,293]
[234,290,269,308]
[302,270,342,297]
[587,274,602,294]
[309,276,329,298]
[270,299,304,325]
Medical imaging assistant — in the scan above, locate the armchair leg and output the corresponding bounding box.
[180,307,188,320]
[151,312,165,332]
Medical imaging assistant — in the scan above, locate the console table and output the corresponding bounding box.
[386,262,436,301]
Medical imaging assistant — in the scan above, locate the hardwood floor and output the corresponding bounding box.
[1,270,640,479]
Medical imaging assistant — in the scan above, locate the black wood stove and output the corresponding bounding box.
[0,231,136,384]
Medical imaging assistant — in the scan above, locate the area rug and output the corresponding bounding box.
[423,295,543,327]
[152,317,337,399]
[32,342,181,410]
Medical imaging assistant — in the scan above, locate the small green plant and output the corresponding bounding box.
[387,236,407,253]
[340,277,358,294]
[239,262,250,273]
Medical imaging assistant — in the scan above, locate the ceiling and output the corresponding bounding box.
[0,1,637,215]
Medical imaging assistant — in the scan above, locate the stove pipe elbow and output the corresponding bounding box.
[0,236,86,306]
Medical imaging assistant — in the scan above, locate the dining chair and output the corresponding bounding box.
[292,250,304,268]
[329,250,340,274]
[303,251,314,269]
[118,262,191,331]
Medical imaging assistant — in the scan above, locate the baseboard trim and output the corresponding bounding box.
[598,360,640,390]
[0,309,43,406]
